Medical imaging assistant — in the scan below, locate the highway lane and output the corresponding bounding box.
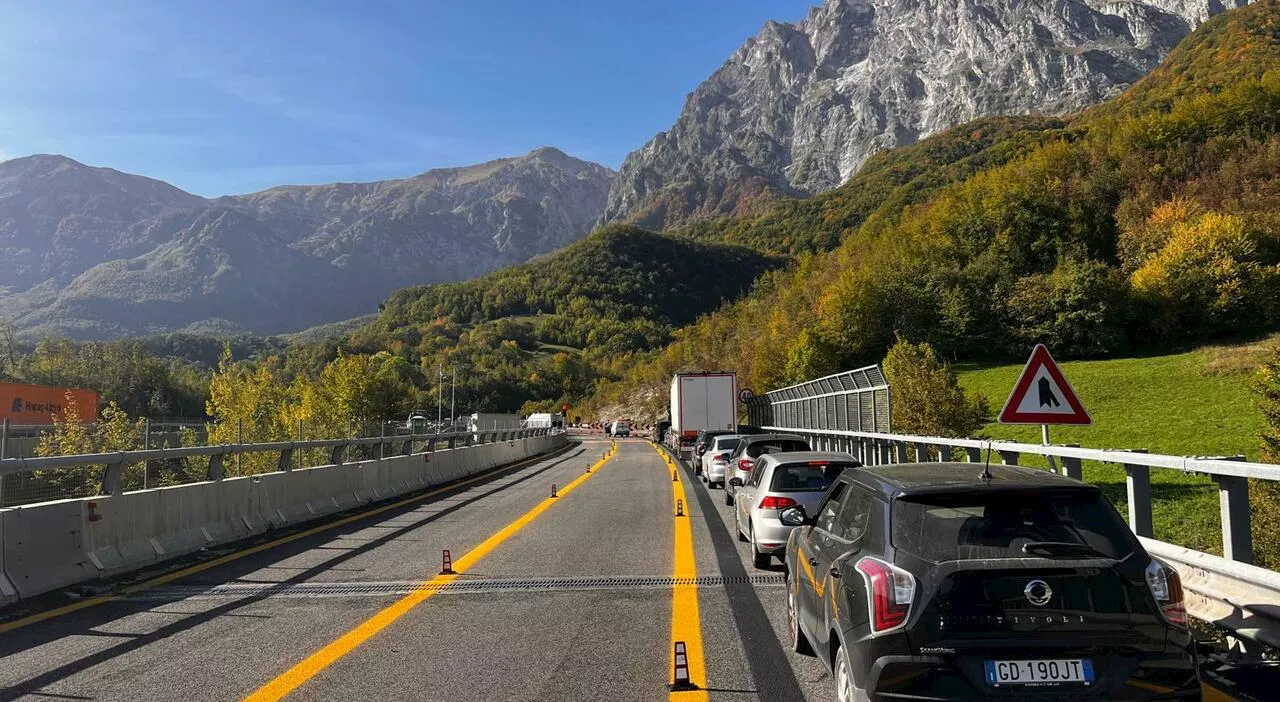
[0,443,602,701]
[1,435,1248,701]
[285,439,676,701]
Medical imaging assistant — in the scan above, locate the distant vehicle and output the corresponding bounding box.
[724,434,810,507]
[783,462,1198,702]
[692,430,736,475]
[732,452,857,568]
[467,413,522,433]
[700,434,742,489]
[405,410,430,433]
[524,412,564,430]
[609,420,631,437]
[669,372,737,460]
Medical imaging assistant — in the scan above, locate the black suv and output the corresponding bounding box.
[782,462,1198,701]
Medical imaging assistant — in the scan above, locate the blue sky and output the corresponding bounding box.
[0,0,816,196]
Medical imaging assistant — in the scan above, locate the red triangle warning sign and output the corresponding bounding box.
[998,345,1091,425]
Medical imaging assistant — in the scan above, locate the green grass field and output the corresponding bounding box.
[955,337,1275,556]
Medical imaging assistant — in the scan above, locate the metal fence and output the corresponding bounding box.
[756,423,1280,656]
[744,365,891,433]
[0,426,552,509]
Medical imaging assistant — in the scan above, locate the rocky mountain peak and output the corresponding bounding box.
[602,0,1251,229]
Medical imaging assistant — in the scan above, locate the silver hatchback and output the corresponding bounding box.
[732,451,860,569]
[724,434,810,506]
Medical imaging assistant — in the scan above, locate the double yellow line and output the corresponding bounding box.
[243,444,617,701]
[653,443,709,701]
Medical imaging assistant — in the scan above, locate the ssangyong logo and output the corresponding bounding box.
[1024,579,1053,607]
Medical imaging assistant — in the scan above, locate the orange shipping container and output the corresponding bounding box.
[0,383,100,425]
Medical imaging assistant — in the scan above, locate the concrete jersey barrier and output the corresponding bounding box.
[0,434,566,604]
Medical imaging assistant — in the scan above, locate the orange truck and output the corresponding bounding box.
[0,382,100,425]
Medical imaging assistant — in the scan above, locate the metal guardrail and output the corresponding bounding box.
[0,428,552,506]
[744,365,891,433]
[757,424,1280,655]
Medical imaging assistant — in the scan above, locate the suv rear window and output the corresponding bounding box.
[769,463,850,492]
[714,438,741,452]
[891,490,1138,562]
[746,439,809,458]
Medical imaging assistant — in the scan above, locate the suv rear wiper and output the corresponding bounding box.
[1022,541,1111,558]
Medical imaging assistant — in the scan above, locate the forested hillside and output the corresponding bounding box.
[337,225,784,411]
[584,1,1280,419]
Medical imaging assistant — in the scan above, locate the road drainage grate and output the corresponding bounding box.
[122,574,787,601]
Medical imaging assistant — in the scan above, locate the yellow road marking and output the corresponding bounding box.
[653,443,708,701]
[242,446,617,702]
[0,444,575,635]
[1201,682,1238,702]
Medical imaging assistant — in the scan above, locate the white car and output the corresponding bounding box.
[700,434,742,489]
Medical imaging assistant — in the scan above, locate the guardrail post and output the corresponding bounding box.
[933,444,951,462]
[278,445,294,472]
[997,450,1019,466]
[102,456,125,496]
[426,437,437,453]
[879,441,893,465]
[1060,444,1082,480]
[208,451,225,481]
[913,442,929,462]
[1123,450,1152,538]
[1214,456,1253,564]
[330,443,345,466]
[1,417,7,506]
[964,446,982,463]
[448,434,457,450]
[402,438,413,456]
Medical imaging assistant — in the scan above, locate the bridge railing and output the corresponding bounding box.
[756,424,1280,655]
[0,427,551,508]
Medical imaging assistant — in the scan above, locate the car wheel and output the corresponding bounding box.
[750,524,770,569]
[834,643,855,702]
[786,572,814,656]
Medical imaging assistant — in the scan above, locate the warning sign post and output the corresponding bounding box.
[999,345,1091,445]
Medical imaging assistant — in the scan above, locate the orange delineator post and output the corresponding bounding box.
[440,549,455,575]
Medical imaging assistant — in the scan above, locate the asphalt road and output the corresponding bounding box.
[0,437,1248,701]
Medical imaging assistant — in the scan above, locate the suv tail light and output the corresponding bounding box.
[758,496,797,510]
[856,557,916,634]
[1146,559,1187,626]
[739,458,755,472]
[713,453,729,463]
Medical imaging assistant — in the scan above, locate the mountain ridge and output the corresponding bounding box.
[0,149,615,339]
[603,0,1252,229]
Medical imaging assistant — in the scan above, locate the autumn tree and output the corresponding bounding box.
[883,337,989,440]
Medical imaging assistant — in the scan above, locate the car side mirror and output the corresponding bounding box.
[779,506,810,527]
[729,477,744,488]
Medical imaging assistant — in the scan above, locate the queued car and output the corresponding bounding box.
[693,430,737,475]
[700,434,743,489]
[732,452,858,568]
[608,420,631,437]
[782,462,1199,702]
[724,434,811,506]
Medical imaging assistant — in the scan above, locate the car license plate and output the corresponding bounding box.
[985,659,1093,686]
